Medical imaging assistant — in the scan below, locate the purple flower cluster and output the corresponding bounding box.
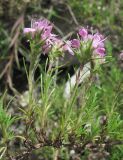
[24,19,53,38]
[24,19,106,61]
[24,19,63,54]
[64,28,106,58]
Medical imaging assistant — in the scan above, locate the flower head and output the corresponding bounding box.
[92,34,105,48]
[24,19,53,39]
[71,39,80,48]
[94,47,105,57]
[78,28,88,39]
[78,28,106,58]
[24,19,64,55]
[42,34,64,54]
[31,19,53,32]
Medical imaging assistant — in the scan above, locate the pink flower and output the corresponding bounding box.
[23,19,53,40]
[77,27,106,59]
[87,34,93,40]
[31,19,53,32]
[24,19,60,54]
[23,28,36,34]
[71,39,80,48]
[92,34,105,48]
[53,39,64,49]
[42,35,57,54]
[78,28,88,39]
[95,47,105,57]
[42,34,64,54]
[63,41,74,55]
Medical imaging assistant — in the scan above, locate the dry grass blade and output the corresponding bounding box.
[9,15,24,48]
[66,4,79,26]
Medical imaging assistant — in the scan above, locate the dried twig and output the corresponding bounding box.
[66,4,79,26]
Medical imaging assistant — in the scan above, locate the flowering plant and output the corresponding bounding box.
[2,19,123,160]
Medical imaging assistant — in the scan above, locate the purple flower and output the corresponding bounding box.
[42,34,64,54]
[24,19,60,54]
[23,28,36,34]
[31,19,53,32]
[78,28,88,39]
[95,47,105,57]
[63,41,74,55]
[23,19,53,39]
[71,39,80,48]
[92,34,105,49]
[42,35,57,54]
